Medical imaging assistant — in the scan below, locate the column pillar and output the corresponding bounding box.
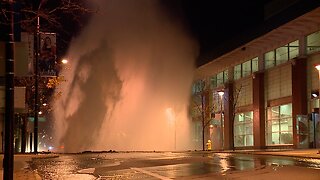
[253,72,265,149]
[292,57,308,147]
[223,82,234,150]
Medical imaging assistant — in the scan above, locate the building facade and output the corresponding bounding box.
[193,7,320,150]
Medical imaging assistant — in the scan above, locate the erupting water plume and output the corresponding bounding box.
[53,0,198,152]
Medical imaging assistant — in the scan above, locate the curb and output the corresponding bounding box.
[213,151,320,159]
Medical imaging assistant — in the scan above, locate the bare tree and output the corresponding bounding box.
[191,80,216,151]
[229,82,244,150]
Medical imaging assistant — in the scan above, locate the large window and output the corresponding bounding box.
[192,80,205,94]
[264,40,299,69]
[233,57,258,80]
[210,76,217,89]
[307,30,320,54]
[234,64,242,80]
[266,103,293,145]
[265,51,275,69]
[211,70,228,88]
[234,111,253,147]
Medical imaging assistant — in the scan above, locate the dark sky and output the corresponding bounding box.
[53,0,271,66]
[162,0,271,66]
[1,0,271,66]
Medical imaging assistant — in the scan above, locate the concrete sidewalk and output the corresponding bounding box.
[0,154,58,180]
[222,149,320,159]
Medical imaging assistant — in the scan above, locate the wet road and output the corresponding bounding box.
[29,152,320,179]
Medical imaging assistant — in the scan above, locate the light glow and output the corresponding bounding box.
[218,91,224,97]
[62,59,68,64]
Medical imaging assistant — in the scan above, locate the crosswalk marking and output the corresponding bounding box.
[130,167,172,180]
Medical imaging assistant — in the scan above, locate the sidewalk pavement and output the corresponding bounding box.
[0,153,58,180]
[220,149,320,159]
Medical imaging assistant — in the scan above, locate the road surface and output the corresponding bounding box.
[28,151,320,179]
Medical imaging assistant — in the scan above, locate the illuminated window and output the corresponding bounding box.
[192,80,205,94]
[234,111,253,147]
[289,40,299,59]
[223,70,228,82]
[242,60,251,77]
[216,70,229,86]
[233,57,258,80]
[265,51,275,69]
[265,40,299,70]
[307,30,320,54]
[210,76,217,89]
[234,64,242,80]
[266,103,293,145]
[217,72,224,86]
[252,57,259,73]
[276,46,288,65]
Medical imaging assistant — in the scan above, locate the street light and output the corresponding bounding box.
[218,90,224,150]
[61,59,68,64]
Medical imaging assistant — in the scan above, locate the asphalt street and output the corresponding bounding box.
[28,152,320,179]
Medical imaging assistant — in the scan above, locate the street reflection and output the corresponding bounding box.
[29,152,320,179]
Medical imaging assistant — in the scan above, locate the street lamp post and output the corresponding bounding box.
[218,91,224,150]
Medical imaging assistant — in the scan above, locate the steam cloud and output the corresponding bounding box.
[53,0,198,152]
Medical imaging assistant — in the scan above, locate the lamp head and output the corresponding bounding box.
[218,91,224,96]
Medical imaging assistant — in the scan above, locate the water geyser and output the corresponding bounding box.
[53,0,198,153]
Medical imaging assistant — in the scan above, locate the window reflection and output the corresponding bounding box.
[234,111,254,147]
[266,103,293,145]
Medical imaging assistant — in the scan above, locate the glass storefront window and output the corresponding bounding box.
[217,72,224,86]
[233,57,258,80]
[307,30,320,54]
[210,76,217,89]
[234,64,242,80]
[242,60,251,77]
[264,51,275,69]
[223,70,228,83]
[216,70,229,86]
[234,111,253,147]
[289,40,299,59]
[192,80,205,94]
[266,103,293,145]
[276,46,288,65]
[252,57,259,73]
[265,40,299,70]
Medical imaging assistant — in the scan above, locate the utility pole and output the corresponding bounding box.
[3,0,15,179]
[34,16,40,153]
[34,0,44,153]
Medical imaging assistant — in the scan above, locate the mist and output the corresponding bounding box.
[53,0,198,152]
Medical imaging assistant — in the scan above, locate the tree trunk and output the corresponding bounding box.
[202,127,205,151]
[21,115,27,153]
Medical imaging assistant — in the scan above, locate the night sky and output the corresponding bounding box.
[1,0,271,66]
[162,0,271,66]
[52,0,271,66]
